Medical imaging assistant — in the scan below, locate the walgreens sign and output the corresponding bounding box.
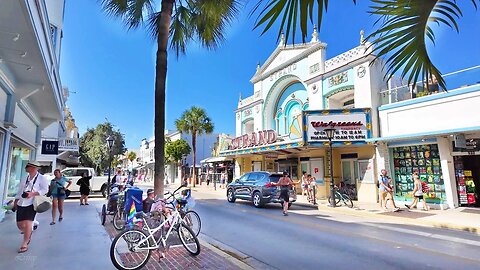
[307,113,369,142]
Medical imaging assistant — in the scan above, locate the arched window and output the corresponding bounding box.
[243,119,254,134]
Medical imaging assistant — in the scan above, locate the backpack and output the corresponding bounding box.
[421,181,430,193]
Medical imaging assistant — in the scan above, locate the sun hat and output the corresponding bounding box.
[26,160,41,168]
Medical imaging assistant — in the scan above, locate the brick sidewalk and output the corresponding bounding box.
[101,212,244,270]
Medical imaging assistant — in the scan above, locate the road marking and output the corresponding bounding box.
[198,199,480,264]
[363,223,480,247]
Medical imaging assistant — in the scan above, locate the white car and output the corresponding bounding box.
[61,167,109,197]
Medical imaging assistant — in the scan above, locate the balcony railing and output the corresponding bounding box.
[380,66,480,105]
[58,138,79,152]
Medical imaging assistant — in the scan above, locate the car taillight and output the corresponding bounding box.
[265,182,273,188]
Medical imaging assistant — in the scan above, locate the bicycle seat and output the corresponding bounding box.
[135,212,148,218]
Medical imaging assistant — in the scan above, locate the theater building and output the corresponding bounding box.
[220,29,387,202]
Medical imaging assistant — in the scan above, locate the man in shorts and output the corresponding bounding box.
[378,169,400,211]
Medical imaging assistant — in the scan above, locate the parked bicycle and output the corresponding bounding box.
[110,184,200,270]
[176,189,201,236]
[327,185,354,208]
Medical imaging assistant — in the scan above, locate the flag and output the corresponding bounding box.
[126,201,136,226]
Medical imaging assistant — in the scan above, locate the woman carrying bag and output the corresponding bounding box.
[49,169,72,225]
[13,161,49,253]
[77,172,92,205]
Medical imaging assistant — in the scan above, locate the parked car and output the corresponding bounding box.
[226,172,297,208]
[61,167,109,197]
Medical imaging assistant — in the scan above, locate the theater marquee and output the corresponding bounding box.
[305,109,371,143]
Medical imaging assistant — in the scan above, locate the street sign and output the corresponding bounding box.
[41,140,59,155]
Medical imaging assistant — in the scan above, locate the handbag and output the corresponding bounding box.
[65,189,71,198]
[33,195,52,213]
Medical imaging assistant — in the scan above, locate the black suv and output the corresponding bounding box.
[226,172,297,208]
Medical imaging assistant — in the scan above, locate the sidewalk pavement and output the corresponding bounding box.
[0,196,253,270]
[0,198,114,270]
[190,183,480,235]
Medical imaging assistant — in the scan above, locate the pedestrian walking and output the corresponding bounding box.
[405,171,429,211]
[13,161,49,253]
[77,172,92,205]
[49,169,72,225]
[307,174,316,202]
[271,171,294,216]
[301,171,308,197]
[378,169,400,211]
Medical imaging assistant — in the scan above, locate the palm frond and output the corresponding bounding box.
[367,0,479,91]
[251,0,357,44]
[190,0,242,50]
[100,0,155,30]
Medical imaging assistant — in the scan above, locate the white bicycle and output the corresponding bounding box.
[110,184,200,270]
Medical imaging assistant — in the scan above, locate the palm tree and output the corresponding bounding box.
[101,0,240,197]
[127,151,137,168]
[252,0,479,90]
[175,106,214,187]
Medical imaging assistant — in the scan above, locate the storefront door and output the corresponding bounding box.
[454,155,480,207]
[341,159,358,200]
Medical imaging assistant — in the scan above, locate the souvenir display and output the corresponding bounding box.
[454,156,478,206]
[392,144,444,200]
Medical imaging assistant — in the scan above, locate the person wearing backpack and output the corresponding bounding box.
[405,171,429,211]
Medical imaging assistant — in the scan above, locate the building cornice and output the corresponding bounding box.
[235,99,264,112]
[251,42,327,84]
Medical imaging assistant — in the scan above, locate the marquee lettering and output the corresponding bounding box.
[229,130,277,150]
[310,121,363,128]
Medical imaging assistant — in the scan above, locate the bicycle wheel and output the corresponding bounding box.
[177,222,201,256]
[101,204,107,225]
[110,228,152,270]
[183,210,201,236]
[327,192,341,206]
[113,210,126,230]
[342,194,354,208]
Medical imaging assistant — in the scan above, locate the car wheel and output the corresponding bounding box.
[227,189,236,203]
[252,192,263,208]
[101,184,107,198]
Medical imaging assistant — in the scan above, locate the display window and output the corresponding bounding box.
[7,147,31,198]
[392,144,445,203]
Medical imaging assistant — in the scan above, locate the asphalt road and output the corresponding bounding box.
[193,197,480,270]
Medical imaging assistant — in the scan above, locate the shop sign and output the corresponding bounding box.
[230,130,277,150]
[41,140,59,155]
[453,139,480,153]
[307,113,368,142]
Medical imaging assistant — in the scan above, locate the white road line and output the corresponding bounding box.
[363,223,480,247]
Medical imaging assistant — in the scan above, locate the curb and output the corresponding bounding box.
[317,204,480,235]
[198,236,255,270]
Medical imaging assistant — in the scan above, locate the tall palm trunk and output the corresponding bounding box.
[192,131,197,187]
[154,0,174,198]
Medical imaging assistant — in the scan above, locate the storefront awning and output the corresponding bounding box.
[200,156,232,163]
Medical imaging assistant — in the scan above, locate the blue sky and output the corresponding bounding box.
[60,1,480,149]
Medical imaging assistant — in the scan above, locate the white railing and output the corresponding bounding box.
[380,66,480,105]
[58,138,79,152]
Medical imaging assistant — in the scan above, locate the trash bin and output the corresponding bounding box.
[124,187,143,213]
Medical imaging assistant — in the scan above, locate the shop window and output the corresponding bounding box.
[392,144,445,203]
[7,147,30,198]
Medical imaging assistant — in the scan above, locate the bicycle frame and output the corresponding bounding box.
[129,201,184,252]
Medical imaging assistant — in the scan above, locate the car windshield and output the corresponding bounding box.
[269,174,282,183]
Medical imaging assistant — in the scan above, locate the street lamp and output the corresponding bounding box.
[325,128,336,207]
[106,135,115,198]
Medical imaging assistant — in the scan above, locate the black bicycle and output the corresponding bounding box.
[327,186,354,208]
